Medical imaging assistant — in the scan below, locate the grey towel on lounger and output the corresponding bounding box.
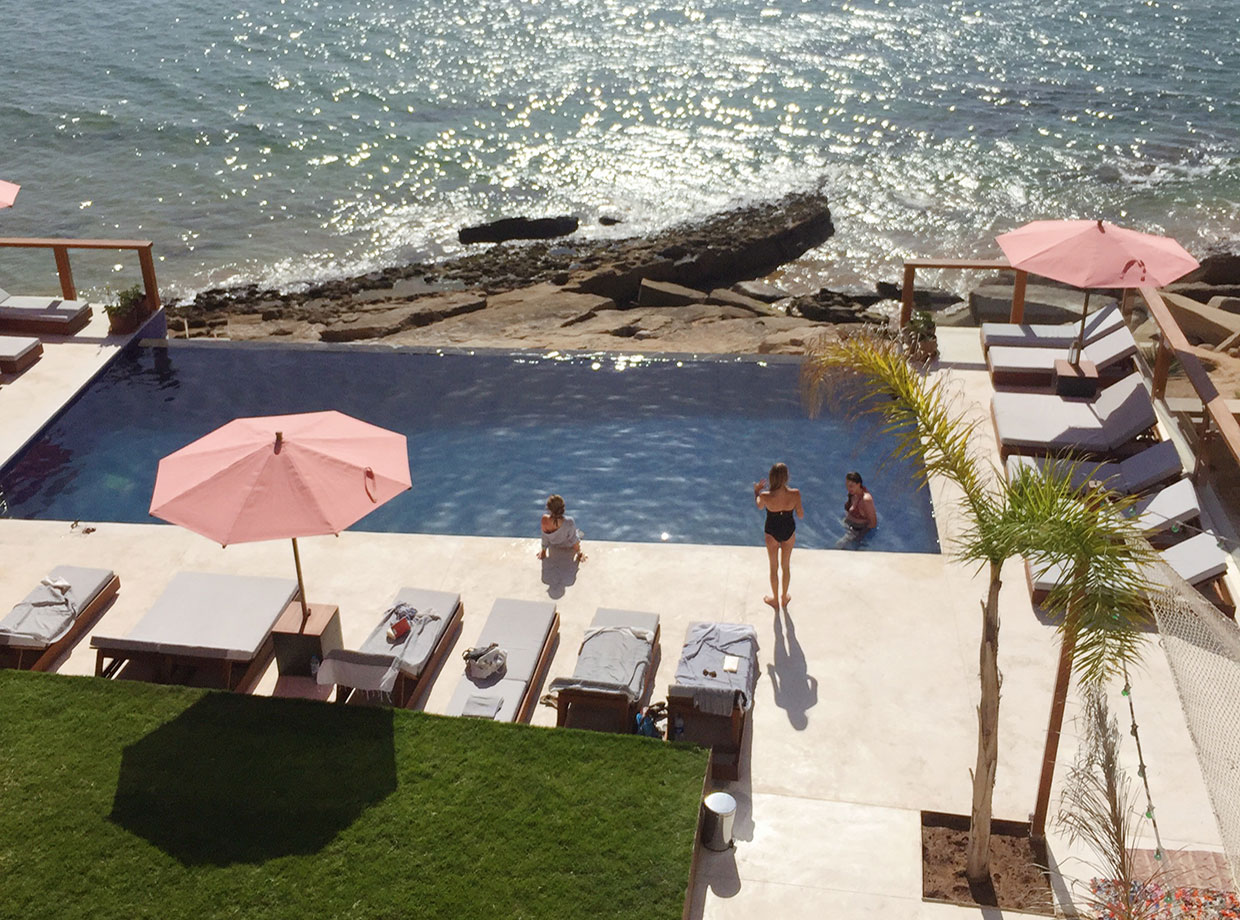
[315,605,442,692]
[462,694,503,719]
[671,622,759,713]
[547,625,654,702]
[0,576,78,644]
[540,517,581,550]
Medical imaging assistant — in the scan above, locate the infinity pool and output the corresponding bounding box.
[0,344,939,553]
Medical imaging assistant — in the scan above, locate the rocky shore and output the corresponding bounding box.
[167,191,1240,361]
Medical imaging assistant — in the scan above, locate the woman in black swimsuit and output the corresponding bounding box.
[753,462,805,612]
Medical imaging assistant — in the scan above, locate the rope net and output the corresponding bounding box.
[1148,557,1240,893]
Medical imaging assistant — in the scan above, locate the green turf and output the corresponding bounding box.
[0,671,708,920]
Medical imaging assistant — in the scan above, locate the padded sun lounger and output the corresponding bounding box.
[0,287,92,336]
[980,305,1124,351]
[90,571,298,691]
[1028,531,1233,612]
[1124,478,1201,539]
[444,598,559,722]
[991,373,1157,460]
[0,566,119,671]
[316,587,463,707]
[1006,439,1183,495]
[548,607,661,733]
[667,622,759,781]
[987,325,1138,389]
[0,334,43,374]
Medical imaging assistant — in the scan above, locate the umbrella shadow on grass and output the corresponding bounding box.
[110,693,397,865]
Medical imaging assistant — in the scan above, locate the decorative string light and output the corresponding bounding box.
[1122,664,1166,860]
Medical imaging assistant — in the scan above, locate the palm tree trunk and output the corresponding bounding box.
[966,562,1003,883]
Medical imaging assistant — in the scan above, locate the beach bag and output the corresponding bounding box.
[463,642,507,679]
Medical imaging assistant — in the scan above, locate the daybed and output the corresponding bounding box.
[991,373,1157,460]
[987,325,1138,390]
[667,622,759,781]
[316,587,463,707]
[548,607,660,733]
[444,598,559,723]
[979,304,1124,351]
[0,566,119,671]
[0,287,92,336]
[90,571,298,691]
[0,334,43,374]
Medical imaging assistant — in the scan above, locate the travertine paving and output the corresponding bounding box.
[0,327,1230,918]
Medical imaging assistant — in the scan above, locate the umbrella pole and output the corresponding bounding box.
[290,537,310,621]
[1071,290,1091,368]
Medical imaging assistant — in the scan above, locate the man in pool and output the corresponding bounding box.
[842,471,877,541]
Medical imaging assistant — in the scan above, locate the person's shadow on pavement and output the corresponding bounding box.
[767,609,817,730]
[540,548,581,599]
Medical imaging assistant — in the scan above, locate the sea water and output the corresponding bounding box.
[2,0,1236,299]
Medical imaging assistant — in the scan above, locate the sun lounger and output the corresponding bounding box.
[316,587,463,707]
[547,607,661,733]
[1005,439,1183,495]
[980,304,1124,351]
[987,325,1138,389]
[0,287,92,336]
[991,373,1157,460]
[1124,478,1201,541]
[667,622,759,781]
[444,598,559,722]
[90,571,298,691]
[0,334,43,374]
[1027,531,1234,616]
[0,566,119,671]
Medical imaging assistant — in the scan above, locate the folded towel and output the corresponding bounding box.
[462,694,503,719]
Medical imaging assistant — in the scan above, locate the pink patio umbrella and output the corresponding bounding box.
[996,219,1199,360]
[149,410,411,620]
[0,180,19,209]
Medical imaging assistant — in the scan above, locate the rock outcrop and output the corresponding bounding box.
[458,216,579,244]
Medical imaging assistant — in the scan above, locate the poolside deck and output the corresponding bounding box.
[0,326,1232,918]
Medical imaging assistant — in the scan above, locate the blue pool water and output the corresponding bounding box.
[0,345,939,553]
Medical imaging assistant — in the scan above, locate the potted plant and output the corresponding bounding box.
[106,284,149,335]
[903,309,938,362]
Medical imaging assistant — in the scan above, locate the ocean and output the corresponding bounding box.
[2,0,1237,302]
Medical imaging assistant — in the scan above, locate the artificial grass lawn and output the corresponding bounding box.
[0,671,708,920]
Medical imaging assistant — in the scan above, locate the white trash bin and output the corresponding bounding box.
[701,791,737,851]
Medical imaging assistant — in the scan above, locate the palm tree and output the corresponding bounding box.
[801,329,1155,886]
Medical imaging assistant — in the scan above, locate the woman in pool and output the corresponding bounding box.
[537,494,586,562]
[843,471,878,536]
[753,462,804,611]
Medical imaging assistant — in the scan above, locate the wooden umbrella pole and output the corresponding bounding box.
[290,537,310,622]
[1071,290,1091,367]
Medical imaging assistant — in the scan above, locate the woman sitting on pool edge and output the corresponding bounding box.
[537,494,586,562]
[753,462,804,612]
[842,471,878,540]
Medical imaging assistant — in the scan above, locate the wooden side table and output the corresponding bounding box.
[1053,358,1099,398]
[271,602,343,677]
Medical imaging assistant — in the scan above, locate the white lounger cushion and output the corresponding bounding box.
[90,571,298,661]
[1034,531,1228,593]
[1126,478,1200,533]
[445,598,557,722]
[992,374,1156,454]
[988,325,1138,377]
[0,297,91,326]
[1007,440,1182,495]
[980,305,1125,350]
[0,335,41,362]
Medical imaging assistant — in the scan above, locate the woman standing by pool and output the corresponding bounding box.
[753,462,804,612]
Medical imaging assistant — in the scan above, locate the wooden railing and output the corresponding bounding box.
[899,258,1027,326]
[0,237,160,311]
[1141,286,1240,482]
